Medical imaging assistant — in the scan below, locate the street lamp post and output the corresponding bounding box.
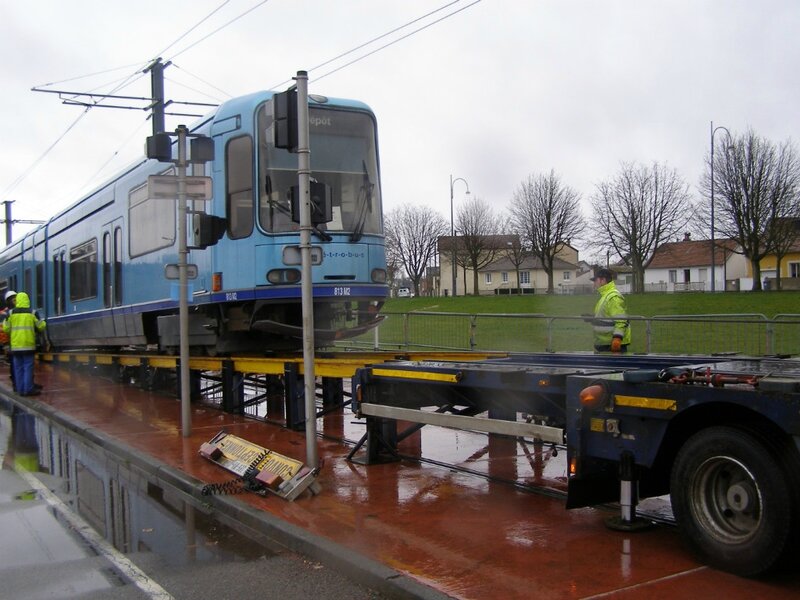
[450,175,470,297]
[710,121,731,293]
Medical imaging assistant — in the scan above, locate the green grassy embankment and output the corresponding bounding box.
[383,291,800,318]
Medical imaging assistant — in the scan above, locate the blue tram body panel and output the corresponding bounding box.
[0,89,387,352]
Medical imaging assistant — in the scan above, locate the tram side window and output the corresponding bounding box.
[129,176,176,257]
[114,227,123,306]
[226,135,254,239]
[36,264,44,309]
[53,252,66,315]
[69,240,98,302]
[103,232,112,308]
[24,268,32,299]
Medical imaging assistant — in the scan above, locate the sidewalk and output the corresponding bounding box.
[6,361,800,599]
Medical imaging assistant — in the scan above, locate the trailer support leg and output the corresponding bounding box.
[605,451,653,532]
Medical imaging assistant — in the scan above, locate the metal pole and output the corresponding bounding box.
[709,122,731,293]
[449,175,469,297]
[450,175,455,297]
[710,121,715,293]
[177,125,191,437]
[148,58,168,136]
[296,71,318,469]
[3,200,12,246]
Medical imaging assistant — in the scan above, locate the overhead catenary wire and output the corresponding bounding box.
[79,117,151,192]
[267,0,468,90]
[4,0,254,198]
[166,0,272,62]
[153,0,232,60]
[313,0,483,83]
[168,66,230,102]
[6,0,480,200]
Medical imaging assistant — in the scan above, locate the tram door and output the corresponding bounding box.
[101,219,123,308]
[52,246,67,317]
[102,219,124,338]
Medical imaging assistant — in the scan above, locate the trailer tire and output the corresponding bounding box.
[670,425,791,576]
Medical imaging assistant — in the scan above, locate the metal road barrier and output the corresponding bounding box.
[340,312,800,356]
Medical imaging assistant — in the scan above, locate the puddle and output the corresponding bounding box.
[1,400,280,568]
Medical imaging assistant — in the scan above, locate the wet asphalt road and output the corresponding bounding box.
[0,406,387,600]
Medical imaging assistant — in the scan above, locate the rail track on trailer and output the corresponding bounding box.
[38,348,800,575]
[349,351,800,577]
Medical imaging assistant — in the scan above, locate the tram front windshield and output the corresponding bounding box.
[258,104,382,236]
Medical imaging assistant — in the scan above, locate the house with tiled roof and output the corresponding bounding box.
[758,236,800,290]
[645,233,741,292]
[438,234,520,296]
[480,255,580,294]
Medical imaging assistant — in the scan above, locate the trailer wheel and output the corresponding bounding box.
[670,426,791,576]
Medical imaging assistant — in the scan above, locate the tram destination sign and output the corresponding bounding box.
[164,263,198,280]
[147,174,212,200]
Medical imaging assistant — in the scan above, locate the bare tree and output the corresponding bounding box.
[509,171,585,293]
[498,224,528,294]
[700,129,800,291]
[384,204,449,296]
[455,197,501,295]
[591,162,693,293]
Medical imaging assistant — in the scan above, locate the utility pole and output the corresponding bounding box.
[0,200,46,245]
[146,58,170,136]
[295,71,319,470]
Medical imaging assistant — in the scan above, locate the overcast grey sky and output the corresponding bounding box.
[2,1,798,256]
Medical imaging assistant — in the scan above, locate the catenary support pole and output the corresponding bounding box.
[296,71,318,469]
[177,125,191,437]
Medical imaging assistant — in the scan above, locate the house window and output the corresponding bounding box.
[790,262,800,278]
[669,270,677,283]
[484,273,492,284]
[683,269,691,282]
[520,271,530,285]
[563,271,570,280]
[501,272,508,283]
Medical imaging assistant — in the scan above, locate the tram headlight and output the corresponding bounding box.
[267,269,301,284]
[371,268,387,283]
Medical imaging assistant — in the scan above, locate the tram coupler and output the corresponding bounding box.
[605,450,653,532]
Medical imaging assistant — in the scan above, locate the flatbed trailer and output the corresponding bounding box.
[350,352,800,576]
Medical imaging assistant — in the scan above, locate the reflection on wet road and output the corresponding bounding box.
[0,401,385,599]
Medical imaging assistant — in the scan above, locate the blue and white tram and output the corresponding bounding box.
[0,91,387,353]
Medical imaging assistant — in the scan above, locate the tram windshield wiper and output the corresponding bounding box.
[350,161,373,242]
[313,225,332,242]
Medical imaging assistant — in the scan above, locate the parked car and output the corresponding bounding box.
[397,287,412,298]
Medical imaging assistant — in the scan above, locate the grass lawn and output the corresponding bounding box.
[364,291,800,354]
[383,291,800,318]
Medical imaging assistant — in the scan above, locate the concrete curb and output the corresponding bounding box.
[4,388,451,600]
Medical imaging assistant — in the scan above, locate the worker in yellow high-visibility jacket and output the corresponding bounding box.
[2,292,46,395]
[591,268,630,353]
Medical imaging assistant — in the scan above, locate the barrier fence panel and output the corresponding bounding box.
[773,314,800,356]
[647,314,770,356]
[342,312,800,357]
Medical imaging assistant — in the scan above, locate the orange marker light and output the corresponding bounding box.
[212,272,222,292]
[569,457,578,476]
[579,384,606,407]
